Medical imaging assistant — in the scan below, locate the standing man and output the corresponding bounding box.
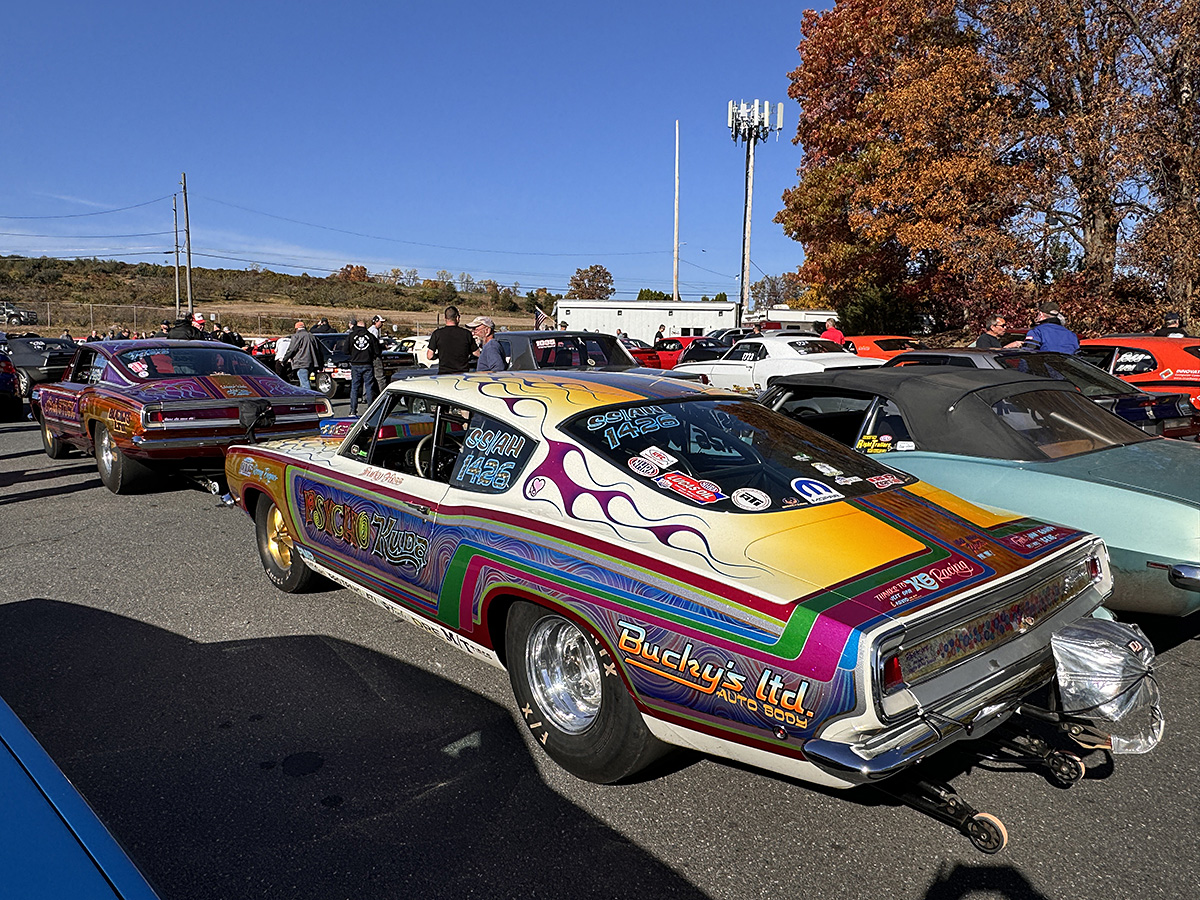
[821,318,845,345]
[466,315,506,372]
[1152,312,1189,337]
[1023,301,1079,354]
[157,320,171,337]
[425,306,475,374]
[368,315,388,392]
[974,315,1008,348]
[655,324,665,342]
[310,316,334,334]
[168,313,205,340]
[346,319,380,415]
[277,321,326,389]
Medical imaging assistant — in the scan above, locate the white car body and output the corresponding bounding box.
[673,335,883,393]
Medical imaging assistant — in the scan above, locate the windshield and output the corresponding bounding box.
[996,353,1140,398]
[989,389,1154,459]
[115,346,273,380]
[529,334,633,368]
[564,398,916,513]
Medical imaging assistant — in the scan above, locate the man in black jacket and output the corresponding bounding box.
[347,319,381,415]
[167,312,207,340]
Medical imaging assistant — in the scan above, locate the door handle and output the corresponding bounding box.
[401,500,431,516]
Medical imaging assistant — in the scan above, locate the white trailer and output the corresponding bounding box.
[552,299,741,342]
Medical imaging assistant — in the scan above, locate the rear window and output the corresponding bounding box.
[564,398,916,513]
[874,339,926,352]
[989,389,1153,459]
[787,339,843,355]
[115,346,270,379]
[1112,347,1157,375]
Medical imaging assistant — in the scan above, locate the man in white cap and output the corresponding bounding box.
[466,315,506,372]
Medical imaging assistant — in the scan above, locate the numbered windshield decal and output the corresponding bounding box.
[585,406,681,450]
[789,477,844,505]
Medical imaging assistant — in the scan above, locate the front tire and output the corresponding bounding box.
[41,417,69,458]
[94,423,150,493]
[255,494,318,592]
[505,601,669,783]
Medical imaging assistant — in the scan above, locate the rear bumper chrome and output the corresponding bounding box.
[129,426,318,451]
[803,657,1056,784]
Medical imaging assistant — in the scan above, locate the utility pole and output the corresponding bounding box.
[181,172,194,315]
[673,120,681,302]
[173,194,181,320]
[728,99,784,322]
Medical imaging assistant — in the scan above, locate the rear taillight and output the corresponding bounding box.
[698,374,710,385]
[0,357,16,376]
[1087,555,1103,580]
[881,653,905,695]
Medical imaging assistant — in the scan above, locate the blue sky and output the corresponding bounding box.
[1,2,827,300]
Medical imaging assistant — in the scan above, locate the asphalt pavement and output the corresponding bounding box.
[1,402,1197,900]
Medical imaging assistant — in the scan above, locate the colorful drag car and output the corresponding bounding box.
[32,340,332,493]
[226,371,1117,843]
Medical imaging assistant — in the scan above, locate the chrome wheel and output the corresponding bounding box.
[264,503,294,570]
[525,615,602,734]
[97,427,115,473]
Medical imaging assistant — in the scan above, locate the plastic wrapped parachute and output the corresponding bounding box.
[1051,619,1163,754]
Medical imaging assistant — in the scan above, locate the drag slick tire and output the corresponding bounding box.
[505,601,668,783]
[94,422,150,493]
[255,494,318,592]
[41,417,70,458]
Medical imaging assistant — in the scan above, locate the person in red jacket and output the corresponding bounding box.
[821,318,845,345]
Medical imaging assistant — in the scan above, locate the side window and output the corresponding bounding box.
[891,355,946,367]
[1112,347,1157,375]
[1076,347,1116,371]
[449,412,537,494]
[857,400,914,453]
[66,349,96,384]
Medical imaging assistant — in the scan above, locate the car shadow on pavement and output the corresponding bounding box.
[923,862,1050,900]
[0,599,710,900]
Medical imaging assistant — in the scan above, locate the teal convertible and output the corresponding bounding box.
[760,367,1200,617]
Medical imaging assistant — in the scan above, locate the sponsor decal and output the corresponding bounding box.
[999,523,1075,553]
[855,435,893,454]
[628,457,660,477]
[953,535,995,561]
[731,488,771,511]
[791,452,812,462]
[108,409,133,434]
[895,440,916,451]
[789,477,844,505]
[654,471,728,504]
[618,621,814,727]
[871,557,985,608]
[867,474,905,489]
[640,445,678,468]
[526,476,547,498]
[834,475,862,485]
[811,462,842,477]
[219,384,253,397]
[237,456,280,485]
[535,339,557,349]
[782,496,800,508]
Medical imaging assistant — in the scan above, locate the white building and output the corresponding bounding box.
[552,299,741,341]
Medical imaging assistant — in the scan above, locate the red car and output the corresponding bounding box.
[844,335,929,361]
[32,340,332,493]
[1078,336,1200,406]
[647,336,705,369]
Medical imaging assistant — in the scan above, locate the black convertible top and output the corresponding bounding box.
[768,366,1091,458]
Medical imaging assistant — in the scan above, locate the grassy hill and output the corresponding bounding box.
[0,255,541,337]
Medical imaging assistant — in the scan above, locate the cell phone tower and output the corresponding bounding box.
[728,100,784,318]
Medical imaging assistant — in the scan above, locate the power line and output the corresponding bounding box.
[198,195,672,258]
[0,230,175,238]
[0,195,173,219]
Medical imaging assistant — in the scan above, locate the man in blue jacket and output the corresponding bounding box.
[1023,301,1079,354]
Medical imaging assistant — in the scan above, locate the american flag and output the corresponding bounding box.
[534,306,553,330]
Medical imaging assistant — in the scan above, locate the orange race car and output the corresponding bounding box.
[843,335,929,361]
[1078,335,1200,406]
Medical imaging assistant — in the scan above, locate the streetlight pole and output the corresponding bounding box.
[728,99,784,323]
[673,119,681,302]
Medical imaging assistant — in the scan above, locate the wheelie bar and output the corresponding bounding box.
[874,776,1008,854]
